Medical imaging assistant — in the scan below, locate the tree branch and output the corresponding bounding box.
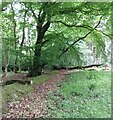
[52,20,77,27]
[52,19,112,39]
[58,16,103,58]
[41,40,49,46]
[20,9,28,47]
[42,21,50,34]
[29,6,39,24]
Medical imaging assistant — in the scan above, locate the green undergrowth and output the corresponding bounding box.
[47,70,111,118]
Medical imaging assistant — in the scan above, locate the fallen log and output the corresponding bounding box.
[53,64,103,70]
[82,64,103,69]
[1,79,33,86]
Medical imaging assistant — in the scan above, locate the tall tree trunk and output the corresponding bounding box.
[30,26,44,76]
[31,45,42,76]
[29,3,50,76]
[30,21,50,77]
[11,4,18,73]
[2,51,8,73]
[2,40,10,73]
[111,2,113,67]
[19,9,28,72]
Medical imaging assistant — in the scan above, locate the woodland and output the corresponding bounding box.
[1,2,113,118]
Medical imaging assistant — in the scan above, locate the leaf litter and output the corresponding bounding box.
[2,70,68,118]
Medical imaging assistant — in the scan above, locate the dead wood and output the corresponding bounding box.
[2,79,32,86]
[53,64,103,70]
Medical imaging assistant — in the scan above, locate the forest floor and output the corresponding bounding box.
[2,70,69,118]
[2,69,111,118]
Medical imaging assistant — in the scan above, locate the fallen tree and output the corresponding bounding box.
[53,64,103,70]
[1,79,33,86]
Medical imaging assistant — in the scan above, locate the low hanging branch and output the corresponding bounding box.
[52,18,112,40]
[57,16,103,58]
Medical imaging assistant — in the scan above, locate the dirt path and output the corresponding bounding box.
[2,70,68,119]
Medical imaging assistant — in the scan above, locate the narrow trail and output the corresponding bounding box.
[2,70,68,119]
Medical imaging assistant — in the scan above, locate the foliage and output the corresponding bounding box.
[1,2,112,75]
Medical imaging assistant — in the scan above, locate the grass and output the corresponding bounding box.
[47,70,111,118]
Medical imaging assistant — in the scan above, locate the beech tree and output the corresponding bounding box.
[1,2,112,76]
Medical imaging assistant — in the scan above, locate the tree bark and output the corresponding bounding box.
[28,4,50,76]
[18,9,28,72]
[29,22,50,77]
[2,41,10,73]
[111,2,113,68]
[11,4,18,73]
